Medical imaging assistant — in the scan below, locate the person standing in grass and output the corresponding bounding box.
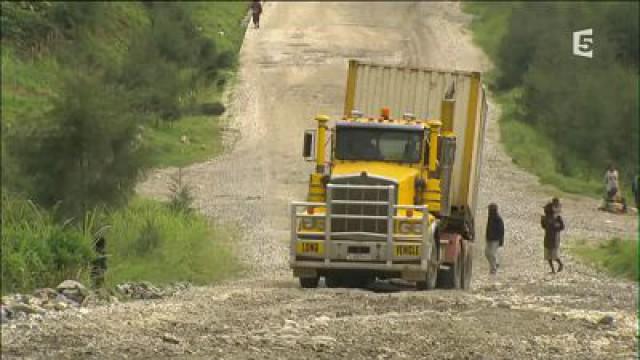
[485,203,504,275]
[541,202,565,273]
[604,164,620,201]
[632,174,640,209]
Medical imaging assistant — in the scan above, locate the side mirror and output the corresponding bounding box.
[303,129,316,161]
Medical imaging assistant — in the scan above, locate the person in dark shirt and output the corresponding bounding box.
[541,202,565,273]
[251,1,262,29]
[485,203,504,275]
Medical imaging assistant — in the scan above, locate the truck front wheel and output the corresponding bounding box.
[299,276,320,288]
[461,242,473,290]
[417,263,438,290]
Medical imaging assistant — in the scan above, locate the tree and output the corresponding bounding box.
[515,2,639,180]
[8,71,148,218]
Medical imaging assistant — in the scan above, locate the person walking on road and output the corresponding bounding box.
[251,1,262,29]
[485,203,504,275]
[541,202,565,274]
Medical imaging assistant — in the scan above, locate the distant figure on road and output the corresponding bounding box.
[485,203,504,275]
[251,1,262,29]
[604,164,620,201]
[541,202,565,274]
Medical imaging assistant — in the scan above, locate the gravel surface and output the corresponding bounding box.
[2,2,637,359]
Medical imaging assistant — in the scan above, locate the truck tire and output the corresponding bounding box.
[417,263,438,290]
[461,242,473,290]
[299,276,319,288]
[437,252,462,289]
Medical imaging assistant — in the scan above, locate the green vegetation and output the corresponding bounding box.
[2,2,249,170]
[570,238,638,281]
[463,2,514,82]
[106,198,240,286]
[1,195,240,294]
[147,115,223,168]
[7,71,147,216]
[1,2,249,293]
[464,3,639,199]
[496,90,604,197]
[1,194,95,294]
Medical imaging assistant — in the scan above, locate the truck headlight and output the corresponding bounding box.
[301,218,324,231]
[399,222,412,234]
[399,221,422,234]
[302,218,314,230]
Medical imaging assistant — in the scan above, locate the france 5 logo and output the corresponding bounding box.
[573,29,593,58]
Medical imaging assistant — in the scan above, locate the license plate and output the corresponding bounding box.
[346,253,372,261]
[301,242,319,253]
[395,245,420,257]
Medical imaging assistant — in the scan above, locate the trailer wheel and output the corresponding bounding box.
[437,252,462,289]
[299,276,319,289]
[461,242,473,290]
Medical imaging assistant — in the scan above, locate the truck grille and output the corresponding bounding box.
[329,176,397,237]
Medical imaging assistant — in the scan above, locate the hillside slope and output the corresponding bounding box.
[1,2,250,294]
[2,2,249,169]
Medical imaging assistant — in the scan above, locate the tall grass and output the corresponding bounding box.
[146,114,225,168]
[1,195,95,293]
[1,196,239,294]
[106,198,240,286]
[571,238,638,281]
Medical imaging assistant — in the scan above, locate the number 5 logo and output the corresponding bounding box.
[573,29,593,58]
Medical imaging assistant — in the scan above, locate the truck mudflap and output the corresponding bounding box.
[439,232,462,264]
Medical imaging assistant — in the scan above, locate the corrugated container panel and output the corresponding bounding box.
[343,60,488,216]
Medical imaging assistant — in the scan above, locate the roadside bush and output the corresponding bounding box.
[200,101,226,116]
[1,195,94,294]
[0,1,55,49]
[7,71,148,218]
[134,218,162,256]
[168,169,195,213]
[106,199,239,286]
[47,2,107,39]
[572,238,637,281]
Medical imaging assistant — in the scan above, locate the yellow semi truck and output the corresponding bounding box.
[290,60,488,290]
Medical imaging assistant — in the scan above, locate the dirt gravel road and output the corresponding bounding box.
[2,2,637,359]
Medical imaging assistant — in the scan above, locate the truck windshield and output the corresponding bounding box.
[335,127,423,163]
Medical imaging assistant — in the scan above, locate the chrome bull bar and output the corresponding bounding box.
[289,184,433,269]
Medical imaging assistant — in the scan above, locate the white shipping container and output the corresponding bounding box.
[343,60,488,219]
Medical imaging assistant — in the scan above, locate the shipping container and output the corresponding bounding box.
[343,60,488,220]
